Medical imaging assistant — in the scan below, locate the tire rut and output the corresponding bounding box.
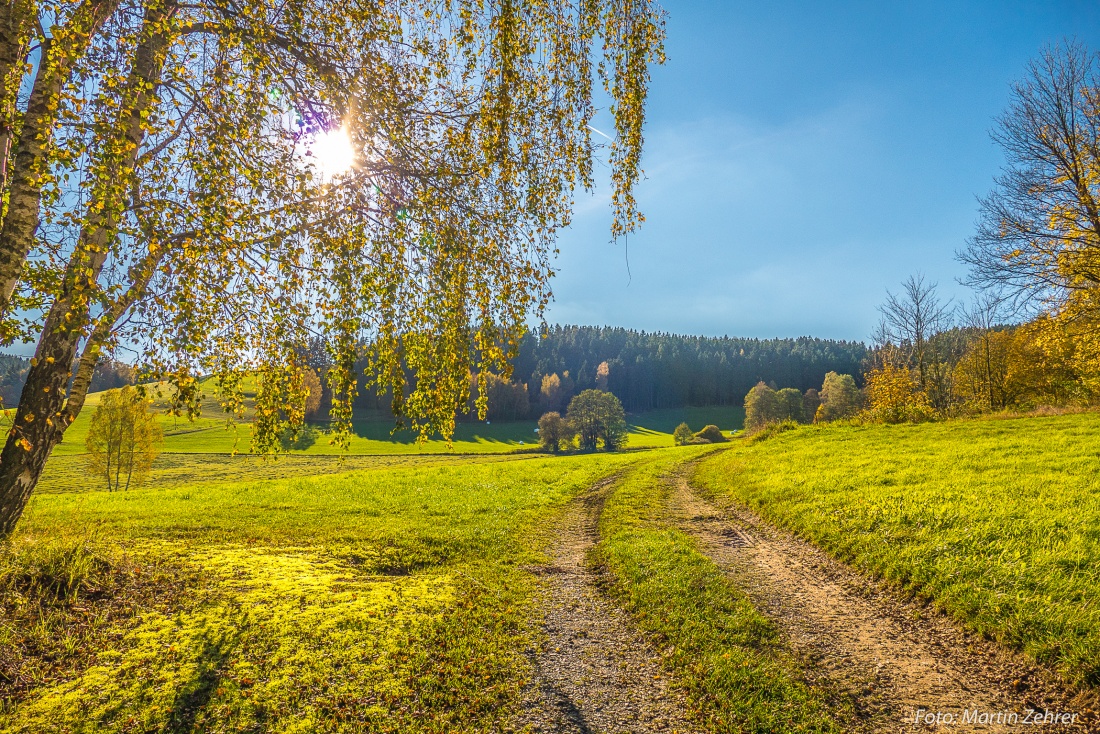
[670,469,1097,734]
[515,476,699,734]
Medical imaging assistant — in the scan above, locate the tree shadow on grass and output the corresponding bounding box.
[163,622,242,734]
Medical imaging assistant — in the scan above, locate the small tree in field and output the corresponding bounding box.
[816,372,863,422]
[776,388,804,423]
[85,387,162,491]
[538,412,572,453]
[672,422,693,446]
[744,381,781,430]
[566,390,627,451]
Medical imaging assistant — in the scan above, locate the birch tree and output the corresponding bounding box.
[0,0,666,537]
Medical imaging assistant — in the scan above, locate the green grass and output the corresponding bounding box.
[13,398,745,459]
[594,451,846,733]
[2,452,640,732]
[694,411,1100,685]
[11,405,1094,730]
[14,393,745,496]
[34,452,532,494]
[623,406,745,448]
[44,412,541,456]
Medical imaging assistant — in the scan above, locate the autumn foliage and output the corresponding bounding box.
[85,386,162,491]
[0,0,666,536]
[862,363,934,424]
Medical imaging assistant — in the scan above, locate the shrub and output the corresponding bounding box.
[748,419,801,443]
[672,422,693,446]
[862,363,936,424]
[693,424,727,443]
[537,411,572,453]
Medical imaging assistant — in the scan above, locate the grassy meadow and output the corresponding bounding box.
[695,411,1100,685]
[5,396,1100,731]
[7,399,744,465]
[12,396,744,494]
[0,383,745,731]
[2,453,640,732]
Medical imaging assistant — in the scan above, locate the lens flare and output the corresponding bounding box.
[310,126,355,178]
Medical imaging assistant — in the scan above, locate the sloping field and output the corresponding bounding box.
[695,412,1100,686]
[10,392,744,464]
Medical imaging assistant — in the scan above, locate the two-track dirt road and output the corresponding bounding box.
[514,466,1095,733]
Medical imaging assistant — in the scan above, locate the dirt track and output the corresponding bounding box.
[670,468,1096,733]
[513,467,1096,733]
[515,477,699,734]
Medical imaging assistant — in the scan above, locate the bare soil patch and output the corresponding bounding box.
[673,469,1099,733]
[515,477,698,734]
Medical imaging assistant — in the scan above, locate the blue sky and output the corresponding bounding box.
[544,1,1100,342]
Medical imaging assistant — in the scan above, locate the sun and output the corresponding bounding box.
[309,126,356,178]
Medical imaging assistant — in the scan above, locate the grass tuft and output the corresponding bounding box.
[746,419,802,443]
[1,532,112,602]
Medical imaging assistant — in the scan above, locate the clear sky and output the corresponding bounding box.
[544,1,1100,342]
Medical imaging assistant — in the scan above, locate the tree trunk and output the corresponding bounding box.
[0,0,175,538]
[0,0,119,315]
[0,318,84,535]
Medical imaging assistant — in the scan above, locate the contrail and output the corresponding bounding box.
[587,124,614,141]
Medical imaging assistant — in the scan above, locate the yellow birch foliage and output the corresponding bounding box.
[85,386,162,491]
[953,329,1012,412]
[1008,317,1094,408]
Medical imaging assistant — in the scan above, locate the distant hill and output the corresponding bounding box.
[0,355,134,409]
[512,325,868,412]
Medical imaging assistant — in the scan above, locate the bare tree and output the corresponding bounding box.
[958,293,1009,411]
[877,274,953,397]
[960,42,1100,320]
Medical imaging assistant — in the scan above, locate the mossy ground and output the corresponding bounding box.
[1,454,638,732]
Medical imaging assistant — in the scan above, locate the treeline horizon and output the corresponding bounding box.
[510,325,868,413]
[2,326,870,417]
